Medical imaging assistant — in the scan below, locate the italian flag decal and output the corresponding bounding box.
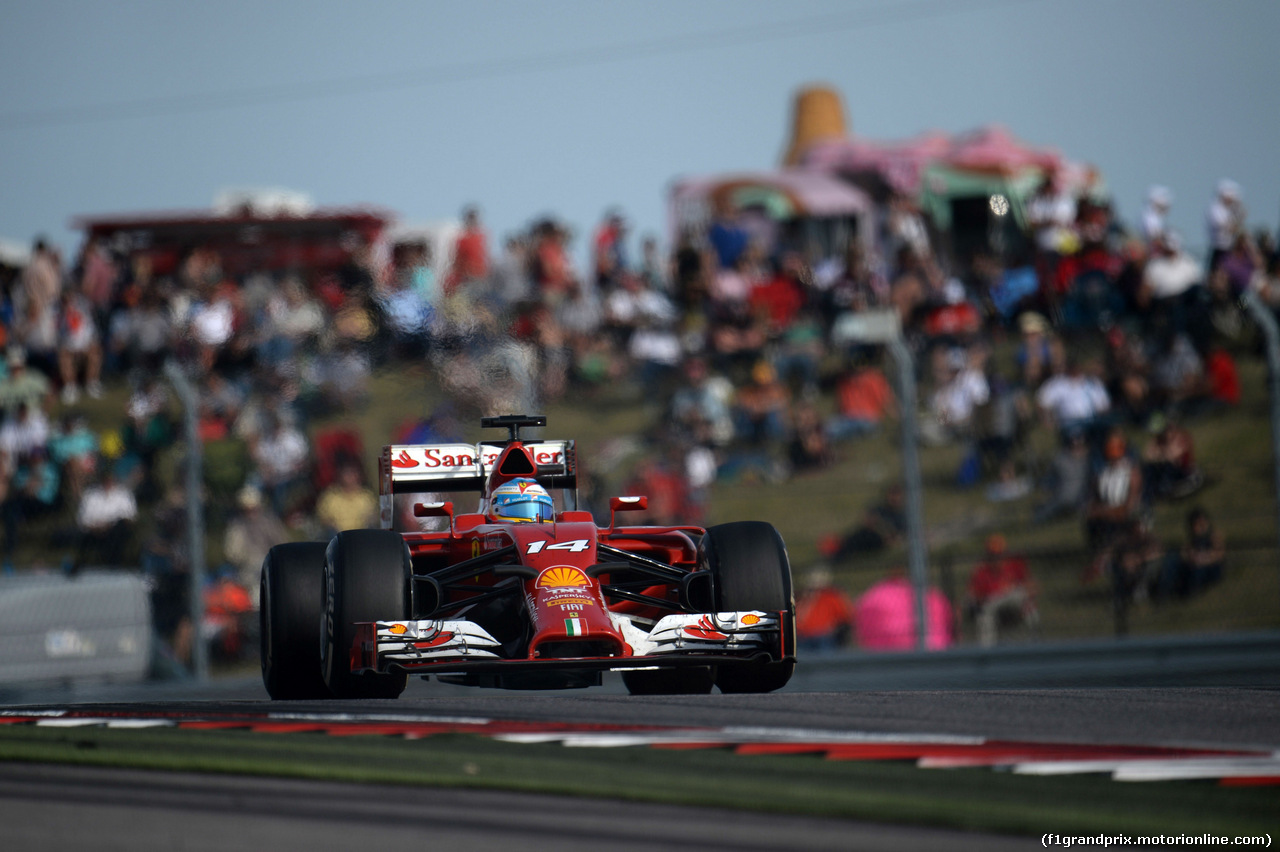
[565,615,588,637]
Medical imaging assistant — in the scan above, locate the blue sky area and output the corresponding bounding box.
[2,0,1276,264]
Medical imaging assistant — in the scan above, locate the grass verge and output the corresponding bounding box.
[0,725,1273,837]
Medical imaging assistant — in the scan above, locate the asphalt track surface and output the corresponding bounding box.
[13,675,1275,749]
[3,679,1278,850]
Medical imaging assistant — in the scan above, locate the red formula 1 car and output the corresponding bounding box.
[260,415,795,698]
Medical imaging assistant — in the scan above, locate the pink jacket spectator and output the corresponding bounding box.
[854,575,953,651]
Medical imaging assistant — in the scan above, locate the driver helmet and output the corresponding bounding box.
[490,478,554,523]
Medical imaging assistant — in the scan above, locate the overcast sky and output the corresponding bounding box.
[3,0,1276,265]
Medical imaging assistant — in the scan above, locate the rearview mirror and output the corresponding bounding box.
[608,496,647,529]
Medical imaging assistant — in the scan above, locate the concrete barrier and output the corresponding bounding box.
[789,631,1280,690]
[0,571,152,687]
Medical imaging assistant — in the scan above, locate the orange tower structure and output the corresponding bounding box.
[781,85,850,167]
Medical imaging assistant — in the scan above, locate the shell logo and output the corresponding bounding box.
[741,614,761,626]
[536,566,590,590]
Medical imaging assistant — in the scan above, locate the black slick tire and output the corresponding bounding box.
[322,529,411,699]
[701,521,796,694]
[261,541,331,700]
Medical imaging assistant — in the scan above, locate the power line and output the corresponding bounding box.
[0,0,1038,131]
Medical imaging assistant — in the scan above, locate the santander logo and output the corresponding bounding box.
[683,616,728,641]
[391,450,419,468]
[413,631,456,649]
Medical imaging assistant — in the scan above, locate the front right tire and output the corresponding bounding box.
[322,529,412,699]
[261,541,331,700]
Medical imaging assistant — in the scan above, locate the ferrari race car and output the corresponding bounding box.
[260,415,795,698]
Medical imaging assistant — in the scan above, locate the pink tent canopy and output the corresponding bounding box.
[798,124,1087,197]
[668,169,874,248]
[802,130,952,197]
[669,169,873,220]
[944,125,1061,175]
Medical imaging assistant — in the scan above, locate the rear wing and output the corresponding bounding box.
[379,440,576,519]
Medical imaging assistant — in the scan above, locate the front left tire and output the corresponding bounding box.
[700,521,796,694]
[261,541,331,700]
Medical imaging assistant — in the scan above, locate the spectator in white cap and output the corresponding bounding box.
[1206,179,1244,271]
[1142,186,1172,245]
[1140,230,1206,342]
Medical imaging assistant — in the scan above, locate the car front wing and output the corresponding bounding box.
[350,610,792,675]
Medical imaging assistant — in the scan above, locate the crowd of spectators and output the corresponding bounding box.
[0,169,1273,661]
[760,175,1269,646]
